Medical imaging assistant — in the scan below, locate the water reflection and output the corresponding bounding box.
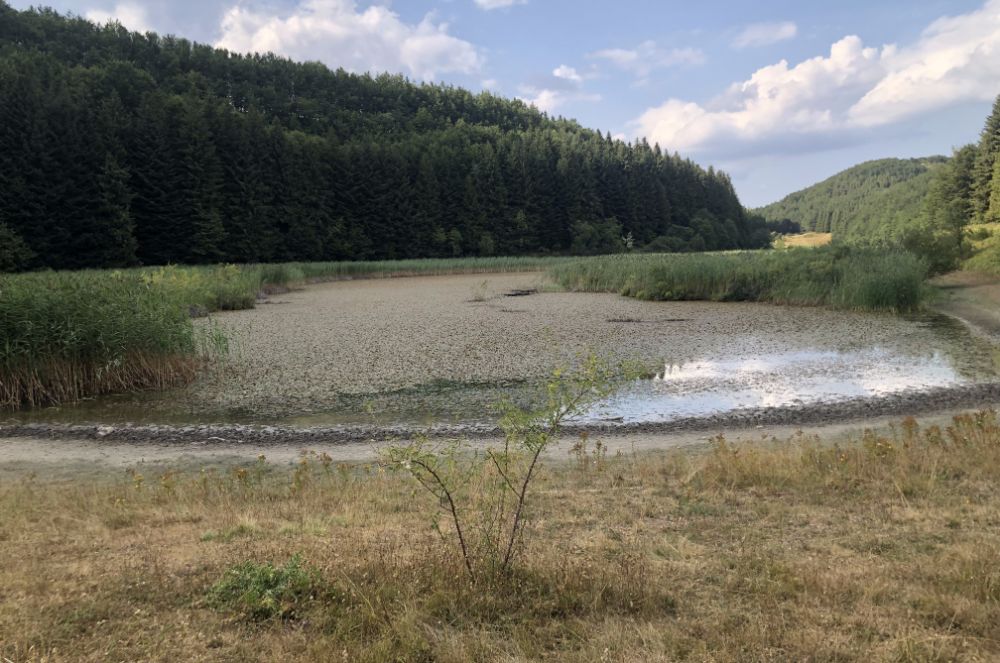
[585,348,967,424]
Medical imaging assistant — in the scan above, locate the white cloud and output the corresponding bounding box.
[474,0,526,9]
[851,2,1000,126]
[631,0,1000,157]
[85,2,153,32]
[589,41,705,81]
[518,66,600,113]
[519,87,601,113]
[732,21,798,49]
[552,64,583,83]
[215,0,483,81]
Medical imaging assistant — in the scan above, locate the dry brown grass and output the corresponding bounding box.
[779,232,834,248]
[3,412,1000,661]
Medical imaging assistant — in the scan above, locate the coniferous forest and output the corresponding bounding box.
[0,3,770,271]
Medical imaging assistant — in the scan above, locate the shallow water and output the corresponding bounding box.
[583,346,973,424]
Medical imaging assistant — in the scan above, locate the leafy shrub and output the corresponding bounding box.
[206,555,323,621]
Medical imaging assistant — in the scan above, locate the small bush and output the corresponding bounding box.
[206,555,323,621]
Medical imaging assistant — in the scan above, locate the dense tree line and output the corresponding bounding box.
[905,97,1000,273]
[0,4,768,271]
[755,157,948,240]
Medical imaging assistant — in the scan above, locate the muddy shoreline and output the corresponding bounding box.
[5,380,999,447]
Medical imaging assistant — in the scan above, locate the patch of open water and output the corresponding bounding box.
[583,347,971,424]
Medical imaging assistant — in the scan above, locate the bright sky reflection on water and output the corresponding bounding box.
[582,348,966,424]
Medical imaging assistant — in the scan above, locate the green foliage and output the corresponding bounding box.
[755,157,948,240]
[548,246,927,313]
[0,6,768,271]
[570,218,624,255]
[757,95,1000,276]
[206,555,322,621]
[971,96,1000,224]
[903,145,977,274]
[0,222,33,272]
[382,355,631,581]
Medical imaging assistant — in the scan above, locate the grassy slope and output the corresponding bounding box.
[755,157,948,241]
[2,411,1000,661]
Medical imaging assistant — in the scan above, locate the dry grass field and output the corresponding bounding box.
[775,232,834,248]
[3,410,1000,661]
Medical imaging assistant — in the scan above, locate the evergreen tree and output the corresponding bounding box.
[0,4,771,270]
[93,154,138,266]
[0,221,34,271]
[972,95,1000,223]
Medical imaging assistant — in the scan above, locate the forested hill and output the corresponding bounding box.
[755,157,948,242]
[0,4,768,271]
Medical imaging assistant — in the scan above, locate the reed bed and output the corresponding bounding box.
[1,250,925,409]
[549,246,927,312]
[0,269,221,409]
[251,255,575,287]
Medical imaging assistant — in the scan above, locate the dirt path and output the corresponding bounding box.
[0,407,986,480]
[931,271,1000,341]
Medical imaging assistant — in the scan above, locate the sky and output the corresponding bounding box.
[12,0,1000,207]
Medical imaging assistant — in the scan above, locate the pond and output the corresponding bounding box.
[6,274,998,429]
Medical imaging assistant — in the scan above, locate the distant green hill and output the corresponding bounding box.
[755,157,949,243]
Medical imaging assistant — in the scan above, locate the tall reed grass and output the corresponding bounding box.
[549,246,927,312]
[0,270,204,408]
[250,255,575,287]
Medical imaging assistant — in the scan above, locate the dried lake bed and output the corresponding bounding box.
[6,272,1000,439]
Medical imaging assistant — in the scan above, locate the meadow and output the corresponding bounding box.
[2,410,999,661]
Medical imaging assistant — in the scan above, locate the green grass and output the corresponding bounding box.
[549,246,928,312]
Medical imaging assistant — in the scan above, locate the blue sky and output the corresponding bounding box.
[13,0,1000,206]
